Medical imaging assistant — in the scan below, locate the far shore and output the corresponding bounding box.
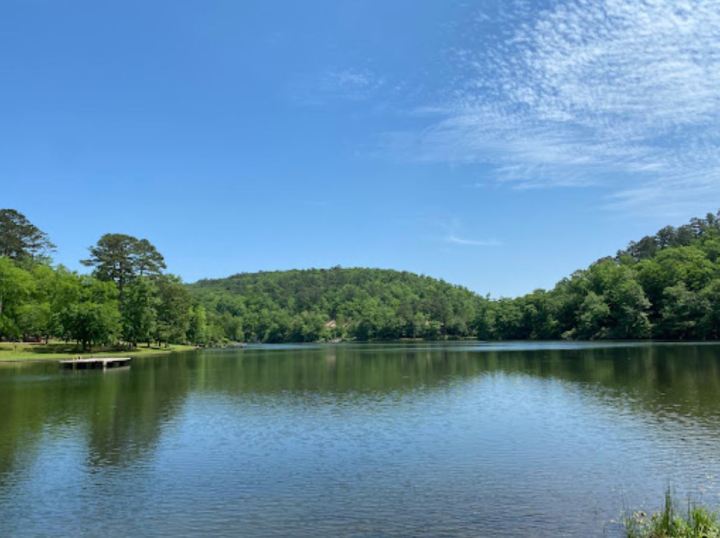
[0,342,196,363]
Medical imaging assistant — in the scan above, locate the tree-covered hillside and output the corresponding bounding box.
[475,211,720,341]
[189,268,481,342]
[192,211,720,343]
[2,207,720,346]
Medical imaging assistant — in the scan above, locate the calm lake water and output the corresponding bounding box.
[2,342,720,537]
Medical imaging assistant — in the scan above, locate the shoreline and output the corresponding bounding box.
[0,343,196,363]
[4,339,720,364]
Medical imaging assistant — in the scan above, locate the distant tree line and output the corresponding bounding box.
[0,209,208,350]
[190,210,720,343]
[2,208,720,346]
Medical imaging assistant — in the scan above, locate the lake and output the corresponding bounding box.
[2,342,720,536]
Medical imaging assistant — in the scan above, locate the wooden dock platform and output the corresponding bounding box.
[59,357,132,370]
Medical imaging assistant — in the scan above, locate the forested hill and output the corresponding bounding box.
[2,207,719,347]
[191,211,720,343]
[188,268,481,342]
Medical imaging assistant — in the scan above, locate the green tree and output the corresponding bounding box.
[582,261,651,338]
[57,303,120,351]
[699,281,720,339]
[575,292,611,340]
[134,239,166,277]
[0,209,55,262]
[659,283,708,339]
[82,233,166,294]
[0,257,35,339]
[522,290,560,339]
[121,278,157,347]
[153,275,191,346]
[15,264,75,342]
[16,303,51,341]
[56,277,120,351]
[187,305,208,345]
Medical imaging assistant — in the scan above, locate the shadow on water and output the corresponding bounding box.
[0,357,192,477]
[3,342,720,476]
[179,343,720,416]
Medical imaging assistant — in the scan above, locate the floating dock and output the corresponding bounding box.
[59,357,132,370]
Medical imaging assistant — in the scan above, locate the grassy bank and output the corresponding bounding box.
[626,490,720,537]
[0,341,196,362]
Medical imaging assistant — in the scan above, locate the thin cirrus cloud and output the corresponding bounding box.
[388,0,720,214]
[444,234,501,247]
[291,68,385,105]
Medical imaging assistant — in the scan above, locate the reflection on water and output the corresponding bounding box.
[1,342,720,536]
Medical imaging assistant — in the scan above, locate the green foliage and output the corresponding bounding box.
[187,305,208,345]
[82,233,166,292]
[0,209,55,262]
[626,490,720,538]
[0,213,205,348]
[190,267,483,343]
[2,208,720,345]
[699,281,720,339]
[54,277,121,350]
[153,275,192,346]
[57,302,120,351]
[576,291,611,339]
[0,257,35,338]
[121,278,158,347]
[659,284,708,340]
[484,211,719,341]
[190,211,720,343]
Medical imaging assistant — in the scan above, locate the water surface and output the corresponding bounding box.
[2,342,720,536]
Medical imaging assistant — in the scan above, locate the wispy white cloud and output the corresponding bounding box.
[390,0,720,213]
[420,216,502,247]
[324,69,382,95]
[444,234,501,247]
[292,68,385,105]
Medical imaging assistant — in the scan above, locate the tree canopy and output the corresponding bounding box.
[1,208,720,346]
[0,218,191,351]
[0,209,55,262]
[190,267,481,342]
[190,210,720,343]
[81,233,166,292]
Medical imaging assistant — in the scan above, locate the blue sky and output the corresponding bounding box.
[2,0,719,297]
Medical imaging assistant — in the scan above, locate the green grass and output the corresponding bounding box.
[626,490,720,538]
[0,341,196,362]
